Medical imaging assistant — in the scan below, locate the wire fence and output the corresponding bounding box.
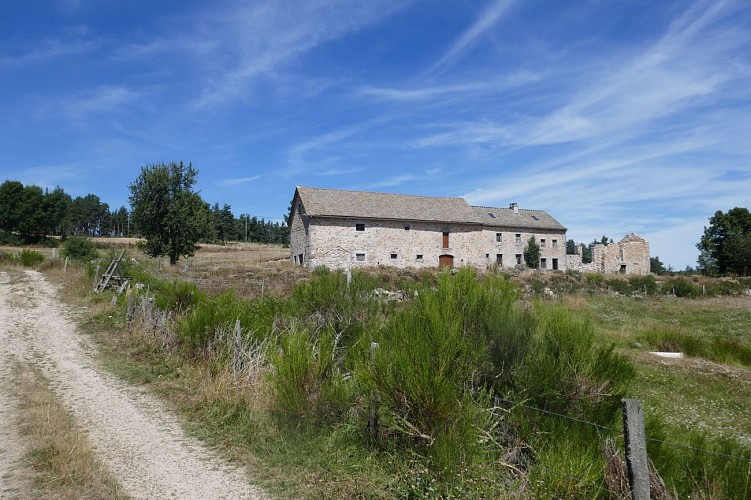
[495,396,751,463]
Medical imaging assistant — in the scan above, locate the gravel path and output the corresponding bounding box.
[0,269,265,499]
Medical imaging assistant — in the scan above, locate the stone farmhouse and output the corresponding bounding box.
[289,186,569,271]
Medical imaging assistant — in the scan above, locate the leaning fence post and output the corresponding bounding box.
[622,399,650,500]
[63,256,69,272]
[369,342,379,442]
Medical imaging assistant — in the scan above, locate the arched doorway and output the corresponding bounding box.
[439,254,454,268]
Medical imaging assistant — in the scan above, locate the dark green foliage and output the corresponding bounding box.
[61,237,98,262]
[650,256,668,275]
[697,207,751,276]
[664,277,701,297]
[523,235,540,269]
[19,250,45,267]
[566,239,577,255]
[129,162,212,265]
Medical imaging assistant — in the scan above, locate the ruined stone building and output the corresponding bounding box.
[566,233,650,275]
[289,186,567,270]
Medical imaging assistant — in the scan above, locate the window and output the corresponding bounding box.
[416,254,423,261]
[496,254,503,266]
[355,253,365,261]
[390,253,397,259]
[404,225,411,230]
[485,253,490,258]
[298,254,304,265]
[496,232,502,242]
[355,223,365,232]
[552,258,559,270]
[540,258,547,269]
[442,231,449,248]
[552,239,558,249]
[515,233,521,243]
[541,239,546,248]
[515,254,522,265]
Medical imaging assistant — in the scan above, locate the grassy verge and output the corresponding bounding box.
[14,361,126,499]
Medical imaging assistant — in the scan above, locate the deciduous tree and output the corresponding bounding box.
[129,162,210,265]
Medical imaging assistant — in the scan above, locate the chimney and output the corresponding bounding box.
[509,202,518,214]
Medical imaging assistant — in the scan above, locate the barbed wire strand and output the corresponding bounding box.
[496,396,751,463]
[495,397,618,434]
[644,436,751,462]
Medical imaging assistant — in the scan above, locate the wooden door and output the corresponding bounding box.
[439,254,454,267]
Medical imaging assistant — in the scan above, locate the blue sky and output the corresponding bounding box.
[2,0,750,268]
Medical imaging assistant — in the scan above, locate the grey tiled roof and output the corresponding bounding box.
[471,206,567,231]
[296,186,480,224]
[294,186,566,230]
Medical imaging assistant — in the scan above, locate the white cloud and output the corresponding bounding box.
[220,175,263,186]
[187,0,413,108]
[38,85,141,122]
[428,0,517,76]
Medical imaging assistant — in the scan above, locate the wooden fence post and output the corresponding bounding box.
[93,262,101,289]
[63,256,69,272]
[622,399,650,500]
[369,342,379,442]
[126,291,134,322]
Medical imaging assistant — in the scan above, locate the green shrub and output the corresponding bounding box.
[154,280,205,313]
[515,307,635,424]
[18,250,45,267]
[267,326,353,426]
[629,274,657,294]
[61,237,98,262]
[362,270,501,470]
[663,277,700,298]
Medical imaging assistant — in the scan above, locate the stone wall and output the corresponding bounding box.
[479,228,567,270]
[566,233,650,275]
[292,213,568,271]
[307,217,481,269]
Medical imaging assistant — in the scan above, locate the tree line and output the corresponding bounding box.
[0,174,290,250]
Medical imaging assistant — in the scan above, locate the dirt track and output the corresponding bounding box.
[0,269,265,499]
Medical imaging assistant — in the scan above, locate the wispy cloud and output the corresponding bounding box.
[52,85,140,120]
[220,175,263,186]
[0,38,98,65]
[318,167,362,176]
[187,0,413,108]
[428,0,517,76]
[357,71,540,102]
[368,174,416,188]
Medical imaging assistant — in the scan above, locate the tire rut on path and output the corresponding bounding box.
[0,269,265,499]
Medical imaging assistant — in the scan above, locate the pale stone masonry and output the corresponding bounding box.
[566,234,650,275]
[289,186,571,271]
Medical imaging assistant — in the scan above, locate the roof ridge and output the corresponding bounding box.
[298,186,466,201]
